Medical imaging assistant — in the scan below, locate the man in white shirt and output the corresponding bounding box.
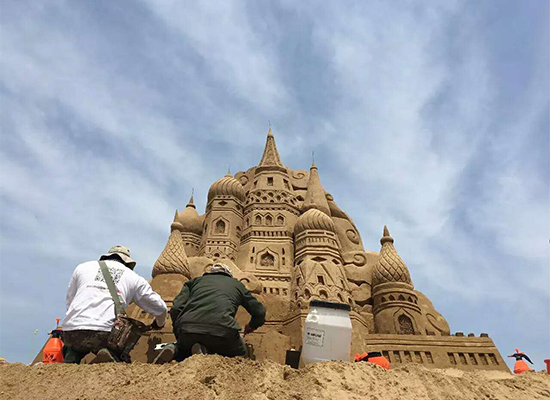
[62,245,167,363]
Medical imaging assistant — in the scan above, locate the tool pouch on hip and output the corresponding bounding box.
[107,314,148,362]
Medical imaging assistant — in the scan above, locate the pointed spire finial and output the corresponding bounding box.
[259,127,283,167]
[302,161,330,216]
[225,166,232,177]
[186,194,196,209]
[173,209,179,221]
[381,225,394,245]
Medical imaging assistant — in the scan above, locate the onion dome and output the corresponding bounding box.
[207,172,246,203]
[295,208,336,235]
[172,196,202,235]
[372,226,413,287]
[152,230,190,278]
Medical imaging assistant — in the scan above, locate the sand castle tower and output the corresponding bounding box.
[236,128,300,297]
[291,162,353,308]
[172,196,203,257]
[371,226,424,335]
[199,171,245,262]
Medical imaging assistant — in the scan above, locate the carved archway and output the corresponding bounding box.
[393,308,418,335]
[211,216,230,235]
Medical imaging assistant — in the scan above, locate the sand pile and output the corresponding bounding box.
[1,356,549,400]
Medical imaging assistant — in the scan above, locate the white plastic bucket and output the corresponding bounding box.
[301,300,352,364]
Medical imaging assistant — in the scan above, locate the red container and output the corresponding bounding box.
[43,328,64,364]
[544,359,550,374]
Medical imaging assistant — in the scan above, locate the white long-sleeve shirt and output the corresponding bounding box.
[63,259,167,332]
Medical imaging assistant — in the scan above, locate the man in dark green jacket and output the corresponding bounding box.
[154,263,266,363]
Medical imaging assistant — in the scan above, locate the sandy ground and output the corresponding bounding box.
[1,355,549,400]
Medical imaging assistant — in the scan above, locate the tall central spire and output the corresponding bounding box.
[259,127,284,167]
[302,161,331,216]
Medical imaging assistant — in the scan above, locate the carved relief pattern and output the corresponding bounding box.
[153,230,190,278]
[245,189,298,207]
[373,242,412,286]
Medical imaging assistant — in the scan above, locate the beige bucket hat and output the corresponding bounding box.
[205,263,233,277]
[100,245,136,269]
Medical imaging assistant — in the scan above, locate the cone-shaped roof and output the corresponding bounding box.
[259,127,284,167]
[372,225,413,287]
[302,161,331,216]
[152,230,190,278]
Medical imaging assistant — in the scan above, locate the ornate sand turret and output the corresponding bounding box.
[172,195,203,257]
[371,226,424,334]
[200,171,245,261]
[236,128,299,297]
[153,224,190,278]
[291,162,352,308]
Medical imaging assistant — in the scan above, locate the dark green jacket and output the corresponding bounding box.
[170,273,266,338]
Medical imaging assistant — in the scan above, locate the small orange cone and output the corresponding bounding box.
[43,318,64,364]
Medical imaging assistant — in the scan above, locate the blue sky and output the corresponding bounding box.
[1,0,548,370]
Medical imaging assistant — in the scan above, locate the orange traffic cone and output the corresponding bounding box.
[43,318,64,364]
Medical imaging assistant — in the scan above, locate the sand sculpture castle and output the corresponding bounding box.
[128,129,508,371]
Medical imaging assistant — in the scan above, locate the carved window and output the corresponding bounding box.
[277,215,285,226]
[398,314,415,335]
[215,220,226,234]
[319,290,328,299]
[317,276,325,285]
[255,215,262,225]
[398,295,405,301]
[260,252,275,267]
[267,177,273,186]
[304,289,311,299]
[337,293,344,302]
[265,214,273,226]
[296,277,301,286]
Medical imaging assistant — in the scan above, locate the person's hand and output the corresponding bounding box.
[151,319,164,330]
[243,324,256,336]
